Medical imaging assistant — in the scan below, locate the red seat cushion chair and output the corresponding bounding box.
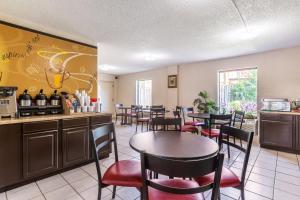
[195,167,240,188]
[148,179,204,200]
[181,125,198,133]
[102,160,142,188]
[201,128,220,138]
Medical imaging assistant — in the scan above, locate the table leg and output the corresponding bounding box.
[122,108,128,125]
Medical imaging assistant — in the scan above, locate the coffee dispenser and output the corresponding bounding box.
[0,87,18,118]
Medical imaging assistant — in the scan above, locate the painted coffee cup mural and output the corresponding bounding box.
[0,21,97,97]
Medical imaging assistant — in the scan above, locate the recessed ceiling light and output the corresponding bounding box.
[144,54,156,61]
[225,27,261,41]
[135,53,168,61]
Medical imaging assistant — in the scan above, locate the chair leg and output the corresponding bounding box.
[136,121,139,132]
[141,123,144,132]
[227,135,231,158]
[112,185,117,199]
[240,186,245,200]
[97,185,101,200]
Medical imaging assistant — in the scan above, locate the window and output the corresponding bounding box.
[136,80,152,107]
[218,68,257,117]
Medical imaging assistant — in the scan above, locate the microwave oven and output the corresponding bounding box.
[261,98,291,112]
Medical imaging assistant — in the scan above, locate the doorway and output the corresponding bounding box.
[99,81,114,113]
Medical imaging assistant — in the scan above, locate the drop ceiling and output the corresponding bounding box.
[1,0,300,75]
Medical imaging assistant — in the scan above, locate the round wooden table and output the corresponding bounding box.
[187,113,210,119]
[129,131,219,160]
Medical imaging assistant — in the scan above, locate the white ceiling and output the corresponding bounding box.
[1,0,300,75]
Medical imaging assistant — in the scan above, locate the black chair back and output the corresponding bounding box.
[181,107,194,124]
[173,110,181,118]
[140,152,224,200]
[152,117,181,131]
[220,126,254,184]
[150,105,164,109]
[175,106,182,115]
[91,123,118,186]
[232,111,245,129]
[150,108,165,119]
[208,114,232,128]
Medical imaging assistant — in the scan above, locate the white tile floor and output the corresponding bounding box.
[1,124,300,200]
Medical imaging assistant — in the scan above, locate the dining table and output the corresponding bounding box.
[187,113,210,120]
[129,131,219,160]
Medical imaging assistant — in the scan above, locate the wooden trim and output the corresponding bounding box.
[0,20,97,48]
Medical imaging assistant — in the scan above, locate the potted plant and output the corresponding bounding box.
[193,91,219,114]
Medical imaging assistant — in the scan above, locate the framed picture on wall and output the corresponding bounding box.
[168,75,177,88]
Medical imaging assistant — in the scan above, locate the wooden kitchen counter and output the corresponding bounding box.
[0,112,111,125]
[259,111,300,116]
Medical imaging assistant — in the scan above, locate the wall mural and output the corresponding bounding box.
[0,21,97,97]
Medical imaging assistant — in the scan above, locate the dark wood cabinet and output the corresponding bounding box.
[62,126,89,167]
[0,124,22,189]
[23,130,59,178]
[260,113,295,152]
[0,113,112,192]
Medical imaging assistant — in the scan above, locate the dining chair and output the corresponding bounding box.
[175,106,182,116]
[173,111,199,134]
[195,126,254,200]
[228,110,246,155]
[91,123,142,200]
[140,151,224,200]
[130,105,142,124]
[151,117,182,131]
[150,107,165,119]
[232,111,245,129]
[136,108,150,132]
[182,107,204,126]
[201,114,232,141]
[150,105,164,109]
[115,103,124,124]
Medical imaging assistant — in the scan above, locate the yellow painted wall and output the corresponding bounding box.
[0,22,97,98]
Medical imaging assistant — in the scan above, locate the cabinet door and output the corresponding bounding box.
[23,130,59,178]
[260,120,294,149]
[0,124,22,188]
[62,126,89,167]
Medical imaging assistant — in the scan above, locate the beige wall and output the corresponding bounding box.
[117,67,169,106]
[117,46,300,109]
[179,46,300,108]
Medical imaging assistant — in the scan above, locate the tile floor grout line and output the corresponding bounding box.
[243,188,273,200]
[34,181,47,200]
[271,151,278,200]
[59,173,85,200]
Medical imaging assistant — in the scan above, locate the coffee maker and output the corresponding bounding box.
[0,87,18,118]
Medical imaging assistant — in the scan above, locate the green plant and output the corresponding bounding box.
[193,91,219,114]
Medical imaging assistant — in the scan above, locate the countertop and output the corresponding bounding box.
[0,112,112,125]
[259,111,300,116]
